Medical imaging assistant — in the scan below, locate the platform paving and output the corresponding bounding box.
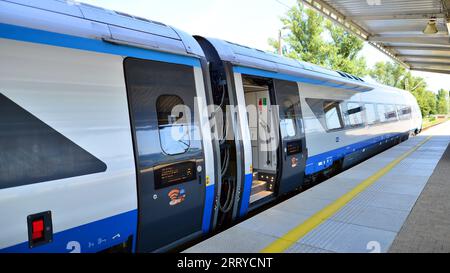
[389,135,450,252]
[185,121,450,253]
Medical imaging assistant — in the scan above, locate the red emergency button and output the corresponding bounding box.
[31,219,44,240]
[27,211,53,248]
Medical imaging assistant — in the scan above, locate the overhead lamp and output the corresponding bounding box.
[423,17,438,34]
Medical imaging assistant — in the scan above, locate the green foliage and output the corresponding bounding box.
[426,90,437,115]
[269,0,367,76]
[325,21,367,76]
[369,62,406,88]
[436,89,449,114]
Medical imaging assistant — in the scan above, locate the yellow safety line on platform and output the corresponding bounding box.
[260,136,433,253]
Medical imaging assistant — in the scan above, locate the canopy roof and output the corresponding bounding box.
[302,0,450,74]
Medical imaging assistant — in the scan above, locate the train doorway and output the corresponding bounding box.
[241,76,280,206]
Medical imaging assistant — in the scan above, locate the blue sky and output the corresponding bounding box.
[77,0,448,92]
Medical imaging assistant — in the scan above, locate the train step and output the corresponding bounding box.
[250,190,273,203]
[251,180,267,196]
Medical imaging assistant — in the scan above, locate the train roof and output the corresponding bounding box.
[201,37,375,92]
[0,0,205,58]
[0,0,410,95]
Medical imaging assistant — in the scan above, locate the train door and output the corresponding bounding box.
[236,74,280,211]
[124,58,207,252]
[274,80,307,194]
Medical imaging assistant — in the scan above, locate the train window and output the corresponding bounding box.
[377,104,387,122]
[385,104,398,121]
[323,101,344,131]
[305,98,344,132]
[280,99,298,138]
[398,105,412,120]
[156,95,191,155]
[346,102,364,127]
[364,103,378,125]
[396,105,402,119]
[403,106,412,119]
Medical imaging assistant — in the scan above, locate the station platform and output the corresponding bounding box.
[185,121,450,253]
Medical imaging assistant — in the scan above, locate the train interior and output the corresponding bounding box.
[241,76,279,205]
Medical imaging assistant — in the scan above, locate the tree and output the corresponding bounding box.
[425,90,437,116]
[325,21,367,76]
[269,0,367,76]
[400,71,427,93]
[269,3,329,66]
[369,61,406,88]
[436,89,449,114]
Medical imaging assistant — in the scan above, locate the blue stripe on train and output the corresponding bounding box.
[0,23,201,67]
[0,210,138,253]
[305,132,404,175]
[2,184,217,253]
[239,173,254,217]
[201,184,215,233]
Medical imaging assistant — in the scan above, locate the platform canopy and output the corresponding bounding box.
[302,0,450,74]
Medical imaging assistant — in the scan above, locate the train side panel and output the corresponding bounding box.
[299,83,415,175]
[0,38,137,252]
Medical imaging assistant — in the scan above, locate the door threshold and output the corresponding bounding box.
[250,190,273,203]
[248,191,275,211]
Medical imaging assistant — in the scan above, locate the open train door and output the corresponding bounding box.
[124,58,212,252]
[273,80,307,195]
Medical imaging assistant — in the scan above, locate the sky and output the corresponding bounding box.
[77,0,449,93]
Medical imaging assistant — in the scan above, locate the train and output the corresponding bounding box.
[0,0,422,253]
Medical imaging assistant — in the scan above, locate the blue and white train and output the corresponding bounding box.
[0,0,422,253]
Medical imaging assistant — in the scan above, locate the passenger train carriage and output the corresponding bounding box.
[0,0,422,253]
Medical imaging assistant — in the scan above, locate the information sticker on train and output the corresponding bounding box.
[168,188,186,206]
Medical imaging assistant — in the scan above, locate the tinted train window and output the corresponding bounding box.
[385,104,398,121]
[324,101,344,130]
[398,105,412,120]
[124,57,201,169]
[346,102,364,127]
[377,104,387,122]
[306,98,345,132]
[280,99,298,138]
[365,103,378,125]
[404,106,412,119]
[156,95,191,155]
